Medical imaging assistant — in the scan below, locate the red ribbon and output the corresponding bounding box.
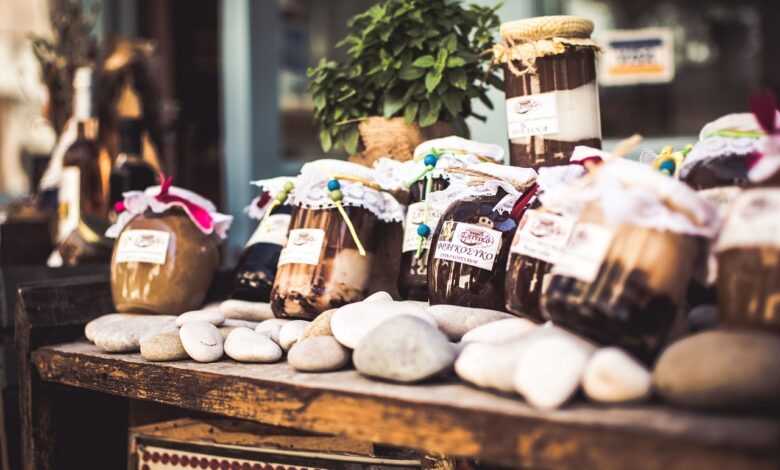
[573,156,603,169]
[748,91,779,170]
[154,174,215,232]
[510,183,539,222]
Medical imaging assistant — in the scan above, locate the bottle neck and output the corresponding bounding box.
[73,85,93,122]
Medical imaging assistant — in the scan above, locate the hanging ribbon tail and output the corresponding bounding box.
[746,151,763,170]
[334,201,366,256]
[156,192,215,233]
[750,91,778,134]
[256,191,272,209]
[158,173,174,196]
[509,183,539,222]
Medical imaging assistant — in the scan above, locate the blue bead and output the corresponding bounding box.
[327,179,341,191]
[423,154,438,167]
[659,160,676,172]
[417,223,431,237]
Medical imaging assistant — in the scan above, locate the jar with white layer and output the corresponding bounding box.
[494,16,601,169]
[270,160,404,320]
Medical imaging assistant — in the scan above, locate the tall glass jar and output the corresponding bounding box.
[495,16,601,169]
[427,163,537,310]
[270,160,403,320]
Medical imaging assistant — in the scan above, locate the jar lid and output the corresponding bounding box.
[465,162,536,189]
[500,16,593,42]
[413,136,504,163]
[246,176,296,220]
[292,159,404,223]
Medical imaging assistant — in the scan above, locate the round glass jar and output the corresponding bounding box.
[497,16,601,169]
[271,206,378,319]
[715,189,780,331]
[111,208,220,315]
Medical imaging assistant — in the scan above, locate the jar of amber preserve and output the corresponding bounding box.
[540,159,720,360]
[715,189,780,331]
[232,177,295,302]
[270,160,403,320]
[107,182,233,315]
[494,16,601,169]
[395,137,505,301]
[427,163,537,310]
[505,162,586,322]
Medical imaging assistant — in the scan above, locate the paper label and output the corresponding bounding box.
[115,229,170,265]
[716,190,780,251]
[433,221,502,271]
[402,202,443,253]
[278,228,324,266]
[510,210,576,265]
[506,91,560,140]
[599,27,675,86]
[58,166,81,240]
[552,223,614,283]
[246,214,291,247]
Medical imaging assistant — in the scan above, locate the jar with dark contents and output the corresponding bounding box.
[497,16,601,169]
[715,189,780,332]
[679,114,762,190]
[540,160,719,360]
[270,160,403,320]
[398,177,448,300]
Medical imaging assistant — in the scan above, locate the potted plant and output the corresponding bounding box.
[308,0,502,164]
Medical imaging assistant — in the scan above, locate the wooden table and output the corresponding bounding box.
[17,277,780,470]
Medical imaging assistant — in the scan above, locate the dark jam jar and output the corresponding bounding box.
[498,16,601,169]
[427,189,520,310]
[232,204,292,301]
[398,177,449,300]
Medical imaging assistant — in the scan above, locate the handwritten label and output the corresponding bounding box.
[402,202,443,253]
[433,221,502,271]
[246,214,291,247]
[551,223,613,283]
[506,91,559,140]
[510,210,575,265]
[716,190,780,251]
[278,228,324,266]
[116,229,170,265]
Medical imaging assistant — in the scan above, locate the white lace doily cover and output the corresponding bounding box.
[246,176,297,220]
[680,113,762,180]
[749,134,780,183]
[570,145,612,164]
[543,158,721,238]
[409,136,505,180]
[292,159,404,223]
[106,185,234,240]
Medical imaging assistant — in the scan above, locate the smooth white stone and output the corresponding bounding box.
[353,315,456,383]
[428,304,514,340]
[175,308,225,327]
[219,299,275,321]
[460,318,538,345]
[363,291,394,303]
[279,320,311,351]
[140,330,188,362]
[254,318,290,344]
[455,341,528,392]
[331,300,437,349]
[85,313,143,343]
[582,347,652,404]
[513,329,596,410]
[179,321,224,363]
[222,318,259,329]
[224,327,283,363]
[91,315,177,353]
[288,336,350,372]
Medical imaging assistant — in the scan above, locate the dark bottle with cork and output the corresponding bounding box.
[109,118,157,213]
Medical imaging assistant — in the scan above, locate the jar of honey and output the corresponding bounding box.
[107,184,233,315]
[494,16,601,169]
[427,163,537,310]
[270,160,404,320]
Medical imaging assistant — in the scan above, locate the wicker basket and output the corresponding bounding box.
[349,117,456,166]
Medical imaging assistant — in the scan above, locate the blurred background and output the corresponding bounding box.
[1,0,779,254]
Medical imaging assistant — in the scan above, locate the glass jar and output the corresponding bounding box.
[715,189,780,331]
[398,177,448,300]
[497,16,601,169]
[111,208,220,315]
[271,206,378,319]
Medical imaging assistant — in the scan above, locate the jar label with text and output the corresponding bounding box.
[58,167,81,241]
[245,214,291,247]
[506,91,560,140]
[278,228,325,266]
[551,223,613,283]
[510,210,575,265]
[433,221,502,271]
[716,190,780,251]
[116,229,170,265]
[402,202,442,253]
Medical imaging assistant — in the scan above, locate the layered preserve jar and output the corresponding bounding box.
[395,137,505,300]
[270,160,404,320]
[494,16,601,169]
[232,177,295,302]
[505,162,587,322]
[107,182,233,315]
[715,189,780,331]
[540,159,720,360]
[427,163,537,310]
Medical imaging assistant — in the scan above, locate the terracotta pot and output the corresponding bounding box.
[349,117,460,166]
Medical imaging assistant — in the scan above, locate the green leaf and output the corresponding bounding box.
[442,91,463,116]
[343,126,360,155]
[425,70,442,93]
[435,49,449,73]
[446,56,466,68]
[412,55,435,68]
[403,101,419,124]
[319,128,333,152]
[448,69,467,90]
[443,33,457,52]
[419,101,439,127]
[383,93,407,117]
[313,93,326,111]
[399,65,426,80]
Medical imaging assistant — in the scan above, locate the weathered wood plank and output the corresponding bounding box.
[34,342,780,469]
